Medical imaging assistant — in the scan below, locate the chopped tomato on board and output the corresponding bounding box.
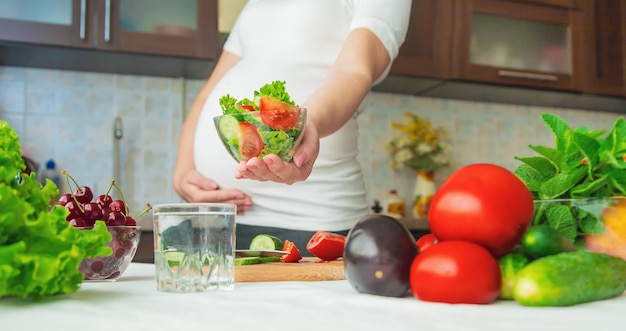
[237,122,263,161]
[281,240,302,263]
[306,231,346,261]
[258,95,301,130]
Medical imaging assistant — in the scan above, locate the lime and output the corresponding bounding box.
[164,251,185,267]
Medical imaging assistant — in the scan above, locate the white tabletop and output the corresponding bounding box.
[1,263,625,331]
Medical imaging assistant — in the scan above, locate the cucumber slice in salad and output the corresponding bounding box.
[217,114,239,141]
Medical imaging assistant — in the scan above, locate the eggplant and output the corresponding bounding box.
[343,214,418,297]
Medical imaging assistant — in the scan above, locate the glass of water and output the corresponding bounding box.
[152,203,236,293]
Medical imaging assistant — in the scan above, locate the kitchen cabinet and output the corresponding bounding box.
[391,0,586,92]
[452,0,585,92]
[390,0,454,79]
[0,0,218,59]
[581,0,626,97]
[0,0,219,79]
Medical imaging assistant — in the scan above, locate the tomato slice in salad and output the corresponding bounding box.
[281,240,302,263]
[237,104,256,112]
[306,231,346,261]
[258,95,301,130]
[237,122,263,161]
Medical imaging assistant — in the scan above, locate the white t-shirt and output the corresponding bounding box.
[193,0,411,231]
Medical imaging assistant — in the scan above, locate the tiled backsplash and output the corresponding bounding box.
[1,66,623,229]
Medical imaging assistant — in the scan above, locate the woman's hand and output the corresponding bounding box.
[235,122,320,184]
[176,170,252,214]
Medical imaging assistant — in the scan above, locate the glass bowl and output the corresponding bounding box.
[533,197,626,260]
[78,225,142,281]
[213,108,306,162]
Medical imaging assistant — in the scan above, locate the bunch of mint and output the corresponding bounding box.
[514,113,626,241]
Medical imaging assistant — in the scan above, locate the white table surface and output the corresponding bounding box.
[1,263,625,331]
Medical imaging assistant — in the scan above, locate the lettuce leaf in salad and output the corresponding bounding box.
[219,80,298,116]
[0,120,112,300]
[260,130,295,159]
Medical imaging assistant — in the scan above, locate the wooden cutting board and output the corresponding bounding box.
[234,257,345,282]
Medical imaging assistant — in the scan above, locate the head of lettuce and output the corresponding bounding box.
[0,120,112,300]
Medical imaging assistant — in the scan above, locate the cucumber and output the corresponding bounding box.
[259,256,281,263]
[521,224,577,259]
[249,234,284,251]
[235,257,261,265]
[513,251,626,306]
[498,251,530,300]
[217,114,239,141]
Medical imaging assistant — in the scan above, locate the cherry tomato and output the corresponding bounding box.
[237,122,263,161]
[416,233,437,253]
[258,95,301,130]
[428,163,534,257]
[409,240,501,304]
[306,231,346,261]
[281,240,302,263]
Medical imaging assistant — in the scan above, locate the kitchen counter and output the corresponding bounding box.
[1,263,625,330]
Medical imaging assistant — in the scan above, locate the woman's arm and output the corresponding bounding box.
[235,28,391,183]
[173,50,241,200]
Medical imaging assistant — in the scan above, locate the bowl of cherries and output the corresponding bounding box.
[57,171,151,281]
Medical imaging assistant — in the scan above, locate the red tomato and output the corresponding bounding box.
[281,240,302,263]
[258,95,301,130]
[416,233,437,253]
[237,122,263,161]
[306,231,346,261]
[237,104,255,112]
[428,163,534,257]
[409,240,501,304]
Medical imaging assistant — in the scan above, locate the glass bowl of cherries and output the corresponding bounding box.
[57,171,150,281]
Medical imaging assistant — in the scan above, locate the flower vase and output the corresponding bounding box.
[412,169,436,219]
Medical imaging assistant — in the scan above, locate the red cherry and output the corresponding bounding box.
[69,216,91,228]
[105,210,126,226]
[74,186,94,204]
[57,193,73,206]
[124,215,137,226]
[109,200,127,215]
[96,194,113,209]
[65,200,84,220]
[83,202,104,223]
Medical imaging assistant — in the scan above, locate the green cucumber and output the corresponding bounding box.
[513,251,626,306]
[217,114,239,141]
[259,256,281,263]
[498,251,530,300]
[521,224,577,259]
[249,234,284,251]
[235,257,261,265]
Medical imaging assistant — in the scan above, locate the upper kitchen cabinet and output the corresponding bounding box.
[452,0,585,92]
[581,0,626,97]
[0,0,89,47]
[0,0,219,59]
[390,0,454,79]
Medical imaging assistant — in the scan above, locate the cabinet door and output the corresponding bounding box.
[95,0,218,59]
[582,0,626,97]
[0,0,93,48]
[452,0,584,91]
[390,0,454,78]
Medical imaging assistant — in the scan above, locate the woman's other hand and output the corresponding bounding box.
[176,170,252,214]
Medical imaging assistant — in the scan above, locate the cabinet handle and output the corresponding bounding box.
[498,70,558,82]
[104,0,111,42]
[79,0,86,40]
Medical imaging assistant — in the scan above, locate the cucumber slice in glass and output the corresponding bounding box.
[217,114,239,141]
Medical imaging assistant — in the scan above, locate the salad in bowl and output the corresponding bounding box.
[214,81,306,162]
